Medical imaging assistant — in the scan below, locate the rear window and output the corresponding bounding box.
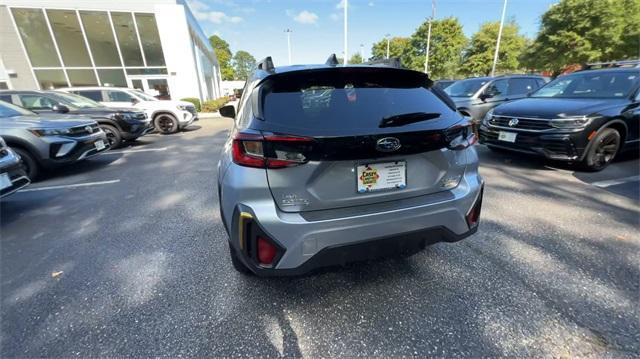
[261,68,456,132]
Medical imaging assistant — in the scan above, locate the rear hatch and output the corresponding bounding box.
[249,67,469,213]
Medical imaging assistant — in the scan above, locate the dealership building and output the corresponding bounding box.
[0,0,222,101]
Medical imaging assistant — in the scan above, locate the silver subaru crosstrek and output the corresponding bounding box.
[217,56,484,276]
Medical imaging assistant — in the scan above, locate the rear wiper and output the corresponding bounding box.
[379,112,440,128]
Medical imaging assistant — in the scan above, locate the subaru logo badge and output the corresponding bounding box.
[508,118,519,127]
[85,126,93,133]
[376,137,401,152]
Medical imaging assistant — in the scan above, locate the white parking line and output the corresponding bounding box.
[591,175,640,188]
[19,179,121,192]
[102,147,168,155]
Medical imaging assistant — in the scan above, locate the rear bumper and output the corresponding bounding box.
[478,124,587,161]
[224,168,484,276]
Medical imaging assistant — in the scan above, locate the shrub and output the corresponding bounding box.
[201,97,229,113]
[180,97,201,112]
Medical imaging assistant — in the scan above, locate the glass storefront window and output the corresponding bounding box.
[11,8,61,67]
[135,14,166,66]
[67,69,99,86]
[97,69,127,87]
[147,79,171,99]
[34,69,68,89]
[46,10,92,67]
[80,11,121,67]
[111,12,144,66]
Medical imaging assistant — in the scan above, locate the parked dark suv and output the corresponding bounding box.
[479,65,640,171]
[0,90,151,148]
[445,75,548,122]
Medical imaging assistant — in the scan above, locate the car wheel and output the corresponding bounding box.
[229,243,252,275]
[100,124,122,149]
[12,147,40,180]
[154,114,179,134]
[581,128,621,171]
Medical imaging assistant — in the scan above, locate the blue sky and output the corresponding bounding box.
[187,0,557,65]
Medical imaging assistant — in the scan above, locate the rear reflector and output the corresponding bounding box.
[466,188,483,228]
[257,236,277,265]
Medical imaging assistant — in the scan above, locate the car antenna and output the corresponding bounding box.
[257,56,275,73]
[325,53,339,66]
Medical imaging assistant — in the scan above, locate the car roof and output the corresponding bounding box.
[571,68,640,75]
[60,86,134,91]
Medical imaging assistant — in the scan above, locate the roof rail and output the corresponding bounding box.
[363,57,402,68]
[582,60,640,70]
[325,53,339,66]
[257,56,275,72]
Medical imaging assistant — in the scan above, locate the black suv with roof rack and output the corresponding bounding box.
[478,61,640,171]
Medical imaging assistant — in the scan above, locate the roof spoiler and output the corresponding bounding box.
[325,53,339,66]
[257,56,275,73]
[364,57,402,68]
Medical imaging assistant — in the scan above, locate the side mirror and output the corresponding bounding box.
[479,93,493,101]
[219,105,236,118]
[52,104,69,113]
[131,98,139,104]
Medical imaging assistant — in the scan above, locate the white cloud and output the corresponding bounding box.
[336,0,345,9]
[291,10,318,25]
[197,10,243,24]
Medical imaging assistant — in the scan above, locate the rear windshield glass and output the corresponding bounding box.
[261,68,456,132]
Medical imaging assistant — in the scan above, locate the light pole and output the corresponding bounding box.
[491,0,508,77]
[360,43,364,61]
[284,29,292,65]
[424,0,436,74]
[343,0,348,65]
[385,34,391,59]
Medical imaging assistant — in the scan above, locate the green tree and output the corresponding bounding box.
[406,17,467,79]
[370,37,412,66]
[232,50,256,80]
[349,53,364,64]
[209,35,234,80]
[522,0,640,75]
[461,21,526,76]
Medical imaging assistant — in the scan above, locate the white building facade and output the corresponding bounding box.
[0,0,222,101]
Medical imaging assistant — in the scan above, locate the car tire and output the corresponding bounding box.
[154,114,179,134]
[580,128,621,172]
[12,147,40,180]
[100,124,122,149]
[229,243,252,275]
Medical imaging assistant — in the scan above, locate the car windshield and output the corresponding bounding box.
[532,71,639,99]
[49,91,104,108]
[0,100,37,117]
[132,89,158,101]
[444,78,490,97]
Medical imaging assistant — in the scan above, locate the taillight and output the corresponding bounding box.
[446,122,477,150]
[257,236,277,265]
[232,131,313,169]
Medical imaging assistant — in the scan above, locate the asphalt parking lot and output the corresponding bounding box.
[1,117,638,358]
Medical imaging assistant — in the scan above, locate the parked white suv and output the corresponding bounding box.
[60,87,198,134]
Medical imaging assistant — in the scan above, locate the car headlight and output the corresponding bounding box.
[482,109,494,125]
[28,128,72,137]
[117,112,134,121]
[550,115,595,129]
[177,105,188,111]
